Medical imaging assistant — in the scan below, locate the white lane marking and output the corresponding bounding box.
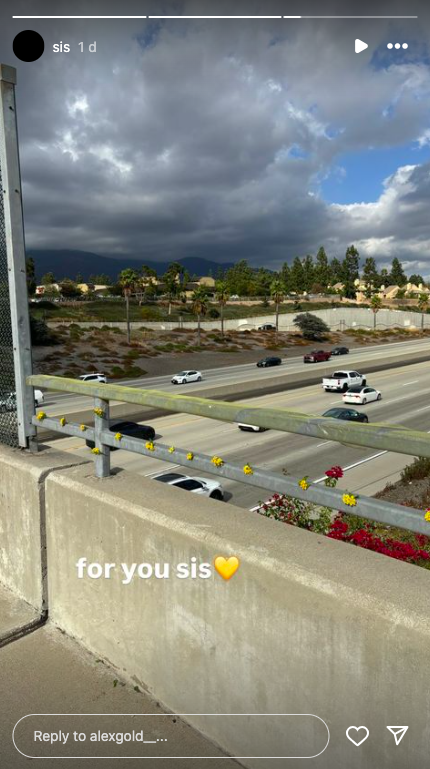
[402,380,418,386]
[316,441,331,447]
[330,400,341,405]
[144,464,181,477]
[313,451,388,483]
[414,406,430,413]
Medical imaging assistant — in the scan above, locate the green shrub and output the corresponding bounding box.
[401,457,430,484]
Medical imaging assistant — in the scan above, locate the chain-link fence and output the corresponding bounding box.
[0,149,18,447]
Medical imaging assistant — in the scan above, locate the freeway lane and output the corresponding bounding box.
[45,359,430,510]
[41,337,430,417]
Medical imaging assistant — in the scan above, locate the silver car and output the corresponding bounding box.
[171,370,202,385]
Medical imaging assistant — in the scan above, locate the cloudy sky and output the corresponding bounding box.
[2,0,430,273]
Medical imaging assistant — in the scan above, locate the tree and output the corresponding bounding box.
[362,257,379,295]
[41,272,56,285]
[89,273,112,285]
[75,273,84,284]
[314,247,332,289]
[280,262,292,293]
[329,257,343,285]
[225,259,254,296]
[341,245,360,299]
[379,268,389,287]
[270,278,284,332]
[192,288,208,346]
[409,274,424,287]
[29,315,57,345]
[293,312,330,341]
[215,280,229,337]
[59,279,82,298]
[26,257,36,296]
[118,268,140,343]
[370,295,382,329]
[417,293,429,330]
[389,258,407,287]
[290,257,305,293]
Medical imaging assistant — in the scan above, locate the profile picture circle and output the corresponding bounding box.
[13,30,45,62]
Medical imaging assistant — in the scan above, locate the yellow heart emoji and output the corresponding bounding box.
[214,556,240,581]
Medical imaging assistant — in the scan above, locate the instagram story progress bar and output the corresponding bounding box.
[12,14,418,18]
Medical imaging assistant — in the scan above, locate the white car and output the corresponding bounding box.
[79,373,107,384]
[153,472,224,500]
[238,423,268,432]
[171,370,202,385]
[0,389,43,411]
[343,385,381,405]
[34,389,44,406]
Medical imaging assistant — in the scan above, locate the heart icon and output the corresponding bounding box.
[214,556,240,580]
[346,726,369,747]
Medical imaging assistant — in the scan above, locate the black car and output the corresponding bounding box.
[331,346,349,355]
[256,356,282,368]
[322,407,368,423]
[86,420,155,451]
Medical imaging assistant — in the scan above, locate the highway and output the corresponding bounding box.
[41,337,430,417]
[44,358,430,511]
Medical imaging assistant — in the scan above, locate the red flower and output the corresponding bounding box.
[325,465,344,479]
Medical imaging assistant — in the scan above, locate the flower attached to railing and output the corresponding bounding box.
[298,477,309,491]
[211,455,224,467]
[342,492,357,507]
[80,424,87,432]
[243,464,253,475]
[91,447,101,455]
[115,433,122,441]
[36,411,46,421]
[187,452,194,461]
[324,465,344,488]
[59,417,66,427]
[424,509,430,522]
[146,441,155,451]
[168,446,175,453]
[93,407,104,418]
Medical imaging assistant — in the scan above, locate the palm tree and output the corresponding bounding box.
[370,294,382,330]
[418,292,429,331]
[192,288,208,347]
[270,279,284,332]
[215,280,229,338]
[119,268,140,343]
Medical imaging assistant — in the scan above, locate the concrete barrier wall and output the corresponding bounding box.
[47,306,430,333]
[43,464,430,768]
[0,446,88,610]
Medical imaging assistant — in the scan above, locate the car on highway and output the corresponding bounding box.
[303,350,332,363]
[85,420,155,451]
[79,373,107,384]
[171,370,202,384]
[331,346,349,355]
[0,389,44,411]
[256,356,282,368]
[322,370,366,393]
[237,423,268,432]
[343,385,381,405]
[322,407,369,423]
[257,323,276,331]
[153,472,224,500]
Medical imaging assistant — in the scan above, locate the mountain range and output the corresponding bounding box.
[27,250,235,282]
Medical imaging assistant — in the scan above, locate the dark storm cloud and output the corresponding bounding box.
[2,0,430,269]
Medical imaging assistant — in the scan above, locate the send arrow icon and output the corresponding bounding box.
[387,726,408,745]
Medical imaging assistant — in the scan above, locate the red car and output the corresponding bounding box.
[304,349,332,363]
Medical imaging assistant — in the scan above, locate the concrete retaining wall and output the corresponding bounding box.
[41,463,430,768]
[0,446,88,610]
[47,307,430,333]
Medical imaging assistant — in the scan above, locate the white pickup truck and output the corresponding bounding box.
[322,370,366,393]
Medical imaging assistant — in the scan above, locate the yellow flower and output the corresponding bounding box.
[243,464,253,475]
[80,424,87,432]
[168,446,175,453]
[91,447,101,455]
[187,452,194,461]
[115,432,122,441]
[342,493,357,507]
[424,509,430,522]
[93,407,104,417]
[146,441,155,451]
[298,477,309,491]
[59,417,66,427]
[36,411,46,421]
[211,455,224,467]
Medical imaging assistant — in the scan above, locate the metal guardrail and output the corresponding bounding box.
[27,374,430,536]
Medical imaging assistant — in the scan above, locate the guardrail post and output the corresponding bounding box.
[93,397,110,478]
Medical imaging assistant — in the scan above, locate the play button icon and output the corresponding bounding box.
[355,39,368,53]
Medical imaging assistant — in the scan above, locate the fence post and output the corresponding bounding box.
[93,396,110,478]
[0,64,36,449]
